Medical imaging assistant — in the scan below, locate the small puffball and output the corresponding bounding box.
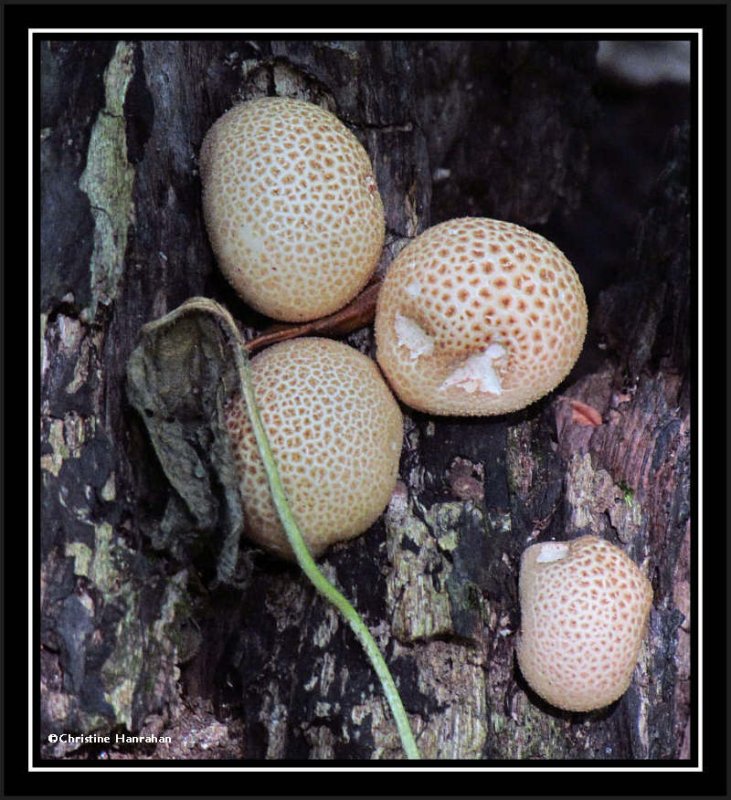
[223,338,403,560]
[200,97,385,322]
[375,217,587,416]
[516,536,653,712]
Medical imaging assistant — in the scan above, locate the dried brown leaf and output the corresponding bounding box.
[245,279,382,354]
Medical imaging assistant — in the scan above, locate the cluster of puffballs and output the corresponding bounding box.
[200,97,653,714]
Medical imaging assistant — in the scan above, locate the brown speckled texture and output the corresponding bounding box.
[201,98,385,322]
[224,338,403,560]
[517,536,653,712]
[375,218,587,416]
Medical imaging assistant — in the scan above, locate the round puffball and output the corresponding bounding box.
[224,337,403,560]
[375,217,587,416]
[517,536,653,712]
[201,98,385,323]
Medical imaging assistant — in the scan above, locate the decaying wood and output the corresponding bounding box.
[40,39,690,761]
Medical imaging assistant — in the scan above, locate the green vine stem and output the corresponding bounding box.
[153,298,421,760]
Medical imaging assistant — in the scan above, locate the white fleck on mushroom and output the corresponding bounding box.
[223,337,403,560]
[516,535,653,712]
[200,97,385,322]
[393,314,434,361]
[374,217,588,415]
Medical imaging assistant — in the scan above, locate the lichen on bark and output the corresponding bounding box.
[78,40,136,320]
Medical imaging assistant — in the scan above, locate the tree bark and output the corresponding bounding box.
[40,39,690,760]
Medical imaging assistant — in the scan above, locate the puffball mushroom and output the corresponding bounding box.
[200,97,385,322]
[516,536,653,712]
[375,217,587,416]
[224,337,403,560]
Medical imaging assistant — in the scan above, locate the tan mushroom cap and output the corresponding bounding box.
[374,217,587,416]
[516,536,653,712]
[224,337,403,560]
[201,97,385,322]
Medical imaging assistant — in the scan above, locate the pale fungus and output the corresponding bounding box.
[516,535,653,712]
[374,217,588,415]
[200,97,385,322]
[224,337,403,560]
